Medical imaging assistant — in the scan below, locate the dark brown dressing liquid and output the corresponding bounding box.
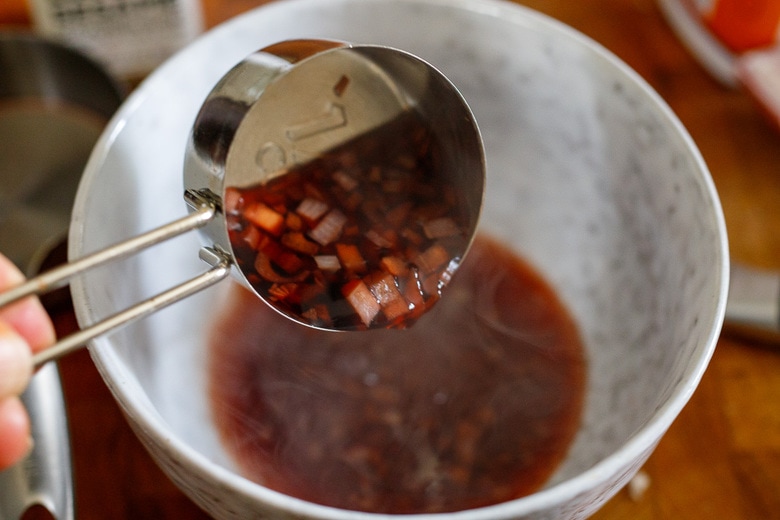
[225,110,471,331]
[208,234,586,514]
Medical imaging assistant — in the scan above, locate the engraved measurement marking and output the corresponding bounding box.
[285,103,347,141]
[255,142,287,173]
[256,92,349,173]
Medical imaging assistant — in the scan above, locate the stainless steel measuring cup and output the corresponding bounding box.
[0,39,485,366]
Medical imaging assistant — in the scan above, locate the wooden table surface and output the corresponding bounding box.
[39,0,780,518]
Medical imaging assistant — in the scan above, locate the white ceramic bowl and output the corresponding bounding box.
[69,0,728,518]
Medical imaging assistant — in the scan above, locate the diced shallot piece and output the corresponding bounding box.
[240,225,261,249]
[380,256,409,276]
[302,303,331,325]
[422,217,461,239]
[282,232,319,255]
[301,307,318,322]
[365,229,393,249]
[368,274,410,321]
[308,209,347,246]
[254,252,308,283]
[395,153,416,170]
[303,182,327,202]
[401,227,424,246]
[223,187,243,215]
[268,283,299,303]
[421,271,441,296]
[314,255,341,272]
[285,211,303,231]
[385,202,412,227]
[400,271,425,310]
[342,280,381,327]
[296,197,329,222]
[333,170,359,191]
[338,150,358,168]
[275,251,306,274]
[336,243,366,273]
[414,243,450,275]
[244,203,285,235]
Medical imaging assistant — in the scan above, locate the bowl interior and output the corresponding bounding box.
[70,0,726,515]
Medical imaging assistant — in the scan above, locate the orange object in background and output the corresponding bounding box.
[0,0,31,25]
[699,0,780,52]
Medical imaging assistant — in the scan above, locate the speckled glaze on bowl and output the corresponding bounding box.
[68,0,728,518]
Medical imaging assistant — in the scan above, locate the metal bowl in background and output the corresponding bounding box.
[0,32,123,520]
[0,32,124,272]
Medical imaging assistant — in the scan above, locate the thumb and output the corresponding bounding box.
[0,322,33,399]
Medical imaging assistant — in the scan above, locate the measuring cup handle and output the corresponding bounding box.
[0,189,228,367]
[0,190,218,309]
[32,247,231,368]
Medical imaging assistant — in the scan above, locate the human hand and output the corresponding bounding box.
[0,253,56,470]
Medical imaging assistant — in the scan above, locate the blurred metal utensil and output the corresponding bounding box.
[0,31,124,268]
[0,32,123,519]
[725,263,780,344]
[0,364,75,520]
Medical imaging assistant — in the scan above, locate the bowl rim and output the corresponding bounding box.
[70,0,729,517]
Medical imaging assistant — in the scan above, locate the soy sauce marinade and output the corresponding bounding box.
[209,235,587,514]
[225,110,470,330]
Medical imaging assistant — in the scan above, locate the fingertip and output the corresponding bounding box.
[0,323,33,398]
[3,299,56,353]
[0,253,24,287]
[0,396,33,471]
[0,253,56,353]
